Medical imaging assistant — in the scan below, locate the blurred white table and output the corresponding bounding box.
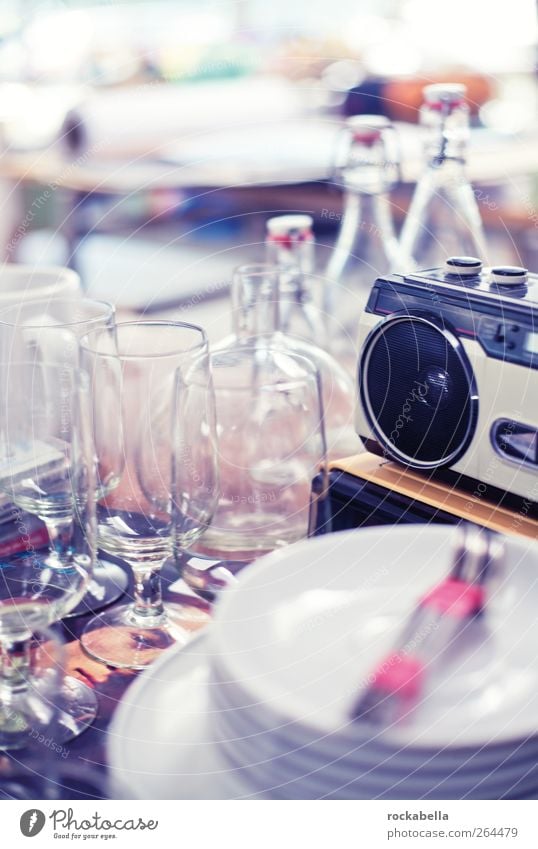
[1,121,537,311]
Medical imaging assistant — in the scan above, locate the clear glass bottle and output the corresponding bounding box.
[216,263,360,461]
[324,115,401,373]
[265,215,328,348]
[398,83,488,269]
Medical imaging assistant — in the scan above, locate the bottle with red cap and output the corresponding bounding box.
[324,115,401,372]
[265,214,328,348]
[398,83,488,270]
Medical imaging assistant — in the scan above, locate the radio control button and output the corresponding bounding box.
[444,256,482,276]
[490,266,528,286]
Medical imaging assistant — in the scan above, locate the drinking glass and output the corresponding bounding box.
[80,322,218,670]
[0,612,64,752]
[0,617,105,798]
[187,345,328,562]
[0,297,128,615]
[0,361,97,739]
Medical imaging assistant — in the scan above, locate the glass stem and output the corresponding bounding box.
[131,564,165,623]
[0,631,32,732]
[43,518,73,568]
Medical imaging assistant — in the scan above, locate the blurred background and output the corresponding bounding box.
[0,0,536,334]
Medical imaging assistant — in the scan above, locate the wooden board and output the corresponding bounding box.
[330,453,538,542]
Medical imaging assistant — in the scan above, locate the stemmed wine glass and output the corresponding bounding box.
[0,297,128,615]
[79,321,218,670]
[186,345,328,565]
[0,361,97,740]
[0,610,106,798]
[0,610,64,752]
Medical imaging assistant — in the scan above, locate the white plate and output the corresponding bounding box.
[108,634,267,800]
[213,526,538,748]
[215,706,538,785]
[109,525,538,799]
[108,628,538,801]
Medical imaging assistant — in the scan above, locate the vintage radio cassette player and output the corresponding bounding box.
[355,257,538,508]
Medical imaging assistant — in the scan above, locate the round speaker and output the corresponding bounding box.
[359,314,478,468]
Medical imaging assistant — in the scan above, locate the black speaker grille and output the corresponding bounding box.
[362,318,476,466]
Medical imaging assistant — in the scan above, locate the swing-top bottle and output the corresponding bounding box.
[398,82,488,269]
[324,115,400,372]
[265,215,328,348]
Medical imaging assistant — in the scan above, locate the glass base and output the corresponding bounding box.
[0,676,97,751]
[52,676,99,743]
[64,558,129,618]
[0,704,35,752]
[80,602,211,670]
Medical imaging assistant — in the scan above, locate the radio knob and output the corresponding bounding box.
[490,266,528,286]
[444,256,482,277]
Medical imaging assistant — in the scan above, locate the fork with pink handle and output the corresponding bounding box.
[350,524,504,725]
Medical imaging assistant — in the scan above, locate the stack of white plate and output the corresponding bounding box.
[109,525,538,799]
[0,264,80,306]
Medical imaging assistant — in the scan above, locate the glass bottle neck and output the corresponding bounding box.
[341,163,395,196]
[265,237,314,274]
[425,136,468,165]
[422,106,469,165]
[325,188,400,290]
[231,274,279,339]
[341,189,398,253]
